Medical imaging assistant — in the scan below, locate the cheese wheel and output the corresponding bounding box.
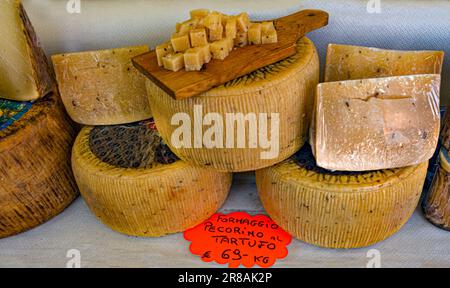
[324,44,444,82]
[312,74,441,171]
[146,37,319,172]
[0,92,78,238]
[256,144,428,249]
[440,109,450,151]
[52,46,152,126]
[72,123,232,237]
[423,149,450,231]
[0,0,54,101]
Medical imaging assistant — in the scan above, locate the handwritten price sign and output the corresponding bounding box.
[184,212,292,268]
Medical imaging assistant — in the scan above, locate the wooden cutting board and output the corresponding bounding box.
[133,10,329,100]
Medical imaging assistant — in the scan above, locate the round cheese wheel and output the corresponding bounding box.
[72,122,232,237]
[146,37,319,172]
[423,149,450,231]
[0,93,78,238]
[256,144,428,249]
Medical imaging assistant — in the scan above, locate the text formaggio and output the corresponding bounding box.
[170,105,280,160]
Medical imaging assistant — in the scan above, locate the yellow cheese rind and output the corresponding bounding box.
[0,0,54,101]
[325,44,445,82]
[256,158,428,249]
[72,127,232,237]
[0,92,78,239]
[314,74,441,171]
[52,45,152,126]
[146,37,319,172]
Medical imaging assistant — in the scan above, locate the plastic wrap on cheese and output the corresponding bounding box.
[52,45,152,126]
[313,74,441,171]
[325,44,444,82]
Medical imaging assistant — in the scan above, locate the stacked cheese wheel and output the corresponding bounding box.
[0,0,78,238]
[257,44,444,248]
[147,37,319,172]
[52,46,232,237]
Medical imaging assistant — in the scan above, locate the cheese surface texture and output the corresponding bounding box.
[0,92,78,238]
[325,44,444,82]
[314,74,441,171]
[0,0,54,101]
[423,149,450,231]
[72,124,232,237]
[52,45,152,125]
[147,37,319,172]
[256,144,428,249]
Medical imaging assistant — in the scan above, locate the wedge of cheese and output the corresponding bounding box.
[72,123,232,237]
[52,46,152,126]
[313,74,441,171]
[256,144,428,249]
[0,92,78,238]
[0,0,54,101]
[423,148,450,231]
[325,44,444,82]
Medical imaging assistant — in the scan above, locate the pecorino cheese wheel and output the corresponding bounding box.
[0,92,78,238]
[72,121,232,237]
[423,149,450,231]
[146,37,319,172]
[256,144,428,249]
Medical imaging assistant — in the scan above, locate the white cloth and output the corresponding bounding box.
[22,0,450,103]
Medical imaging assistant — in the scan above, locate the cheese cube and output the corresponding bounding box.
[248,23,262,45]
[209,24,224,41]
[234,31,248,47]
[210,40,230,60]
[225,37,234,52]
[162,53,185,72]
[171,33,191,52]
[313,74,441,171]
[155,42,174,66]
[184,48,205,71]
[189,28,208,47]
[178,19,199,35]
[262,29,278,44]
[225,17,237,39]
[198,45,212,63]
[201,12,221,29]
[190,9,210,19]
[236,13,250,32]
[261,21,275,33]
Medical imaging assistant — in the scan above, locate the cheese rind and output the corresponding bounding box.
[0,92,78,238]
[52,45,152,126]
[72,126,232,237]
[0,0,54,101]
[256,145,428,248]
[314,74,441,171]
[325,44,445,82]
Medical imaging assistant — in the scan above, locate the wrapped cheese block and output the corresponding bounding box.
[0,92,78,238]
[146,37,319,172]
[325,44,444,82]
[423,148,450,231]
[0,0,54,101]
[256,144,428,249]
[313,74,441,171]
[52,45,152,126]
[72,121,232,237]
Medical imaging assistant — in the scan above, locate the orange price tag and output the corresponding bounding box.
[184,212,292,268]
